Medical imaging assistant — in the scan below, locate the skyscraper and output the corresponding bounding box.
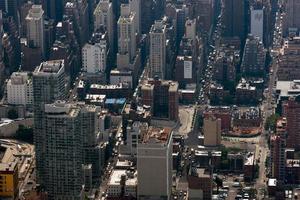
[0,10,3,64]
[141,0,154,34]
[94,0,114,52]
[223,0,246,41]
[32,60,66,189]
[284,0,300,36]
[137,127,173,199]
[270,118,287,182]
[284,96,300,150]
[241,35,266,75]
[250,6,264,42]
[141,78,179,121]
[42,101,101,199]
[0,0,18,22]
[149,20,166,79]
[129,0,141,35]
[117,4,136,69]
[26,5,45,56]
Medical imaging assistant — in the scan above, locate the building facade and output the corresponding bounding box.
[7,72,33,106]
[82,41,107,74]
[26,5,45,56]
[32,60,66,193]
[137,127,173,199]
[149,20,166,79]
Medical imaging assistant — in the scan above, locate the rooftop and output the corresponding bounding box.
[244,152,255,166]
[268,178,277,187]
[108,170,137,186]
[141,127,172,144]
[34,60,65,75]
[0,161,17,172]
[286,159,300,168]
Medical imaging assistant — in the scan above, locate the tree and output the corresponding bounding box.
[15,125,33,144]
[265,114,280,131]
[7,109,18,119]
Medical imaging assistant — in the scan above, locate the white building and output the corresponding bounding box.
[125,121,148,156]
[7,72,33,106]
[94,0,114,51]
[26,5,45,55]
[185,18,196,40]
[107,170,137,198]
[149,20,166,79]
[137,127,173,199]
[82,41,107,74]
[117,4,136,69]
[129,0,141,35]
[250,8,264,42]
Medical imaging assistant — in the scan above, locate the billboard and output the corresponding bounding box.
[184,61,192,79]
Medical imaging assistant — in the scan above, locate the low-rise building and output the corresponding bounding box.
[0,161,18,199]
[110,70,133,88]
[107,170,137,198]
[236,78,259,105]
[88,83,132,99]
[244,152,255,182]
[203,106,232,132]
[187,168,212,200]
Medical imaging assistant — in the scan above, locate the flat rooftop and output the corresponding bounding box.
[35,60,64,74]
[141,127,172,144]
[108,170,137,186]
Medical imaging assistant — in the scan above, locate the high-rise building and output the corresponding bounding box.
[41,101,101,199]
[32,60,66,189]
[117,4,136,69]
[149,20,166,79]
[77,0,91,45]
[94,0,114,52]
[7,72,33,106]
[0,0,18,22]
[284,0,300,36]
[241,35,266,76]
[250,7,264,42]
[223,0,246,41]
[185,19,197,41]
[141,0,154,34]
[129,0,141,35]
[141,78,179,121]
[190,0,213,33]
[203,115,221,146]
[41,0,63,21]
[284,96,300,150]
[270,118,287,182]
[137,127,173,199]
[20,1,34,37]
[0,10,3,64]
[82,41,107,74]
[277,37,300,81]
[26,5,45,56]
